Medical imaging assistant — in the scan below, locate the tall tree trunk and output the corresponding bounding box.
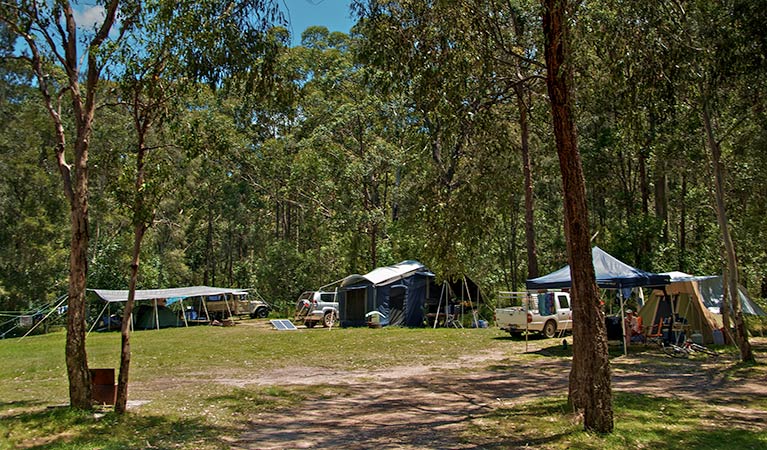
[679,174,687,272]
[517,85,539,279]
[66,159,91,409]
[115,223,146,413]
[702,94,754,362]
[116,138,150,414]
[654,172,669,242]
[542,0,613,433]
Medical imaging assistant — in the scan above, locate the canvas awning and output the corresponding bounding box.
[90,286,248,303]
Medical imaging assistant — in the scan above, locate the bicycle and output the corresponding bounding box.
[661,338,719,360]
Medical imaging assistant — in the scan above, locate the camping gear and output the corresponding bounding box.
[526,247,670,290]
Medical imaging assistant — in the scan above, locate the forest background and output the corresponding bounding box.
[1,0,766,322]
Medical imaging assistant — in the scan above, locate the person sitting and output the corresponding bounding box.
[624,309,644,345]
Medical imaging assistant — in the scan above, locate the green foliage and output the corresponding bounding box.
[1,1,767,324]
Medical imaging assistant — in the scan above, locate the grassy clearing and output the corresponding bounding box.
[1,325,765,449]
[0,323,509,448]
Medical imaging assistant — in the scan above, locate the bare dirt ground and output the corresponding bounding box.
[224,337,767,449]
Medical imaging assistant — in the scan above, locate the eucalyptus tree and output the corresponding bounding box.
[542,0,613,432]
[605,0,763,361]
[106,0,286,413]
[292,27,405,271]
[469,0,546,279]
[352,1,523,278]
[0,0,138,408]
[0,47,69,314]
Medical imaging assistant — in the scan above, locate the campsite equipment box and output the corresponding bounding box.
[90,368,116,405]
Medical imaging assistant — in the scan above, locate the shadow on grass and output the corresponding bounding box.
[467,392,767,449]
[492,333,552,342]
[0,406,230,450]
[0,400,47,413]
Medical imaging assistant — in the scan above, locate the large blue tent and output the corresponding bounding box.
[337,260,434,327]
[526,246,670,291]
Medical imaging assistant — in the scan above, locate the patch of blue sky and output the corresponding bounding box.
[281,0,355,46]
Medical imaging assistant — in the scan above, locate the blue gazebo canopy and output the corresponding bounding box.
[526,247,670,290]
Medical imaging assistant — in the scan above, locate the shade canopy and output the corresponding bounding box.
[526,247,670,290]
[90,286,248,303]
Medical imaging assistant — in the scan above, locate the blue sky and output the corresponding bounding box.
[282,0,356,45]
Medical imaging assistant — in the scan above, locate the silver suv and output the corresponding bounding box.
[294,291,338,328]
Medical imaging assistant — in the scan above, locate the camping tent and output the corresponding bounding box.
[639,272,766,344]
[132,304,183,330]
[337,260,435,327]
[526,246,670,291]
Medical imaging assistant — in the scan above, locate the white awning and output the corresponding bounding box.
[90,286,248,303]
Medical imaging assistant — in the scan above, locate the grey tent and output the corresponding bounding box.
[337,260,435,327]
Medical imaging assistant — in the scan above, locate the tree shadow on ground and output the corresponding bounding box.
[0,405,231,449]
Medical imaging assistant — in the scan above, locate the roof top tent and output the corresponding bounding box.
[338,260,435,327]
[526,246,670,354]
[639,272,766,344]
[89,286,249,331]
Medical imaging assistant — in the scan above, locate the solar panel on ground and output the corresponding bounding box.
[270,319,297,330]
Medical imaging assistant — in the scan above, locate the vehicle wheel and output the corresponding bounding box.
[253,307,268,319]
[323,311,336,327]
[543,321,557,339]
[305,321,316,328]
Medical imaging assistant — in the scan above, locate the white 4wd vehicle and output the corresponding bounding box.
[495,291,572,338]
[294,291,339,328]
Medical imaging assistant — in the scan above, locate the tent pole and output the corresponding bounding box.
[619,286,627,356]
[87,301,111,336]
[180,298,189,327]
[434,283,445,329]
[224,294,233,321]
[154,299,160,330]
[464,275,478,328]
[202,297,211,323]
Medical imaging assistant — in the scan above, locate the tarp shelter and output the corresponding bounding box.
[639,272,766,344]
[526,247,670,354]
[337,260,435,327]
[526,246,671,291]
[89,286,249,331]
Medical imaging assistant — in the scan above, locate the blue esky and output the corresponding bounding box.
[281,0,356,45]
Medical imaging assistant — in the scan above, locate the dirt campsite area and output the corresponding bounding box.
[222,336,767,449]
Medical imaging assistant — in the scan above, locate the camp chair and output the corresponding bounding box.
[645,318,664,346]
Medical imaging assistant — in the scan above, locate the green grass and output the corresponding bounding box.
[0,324,510,448]
[1,326,765,449]
[464,393,767,449]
